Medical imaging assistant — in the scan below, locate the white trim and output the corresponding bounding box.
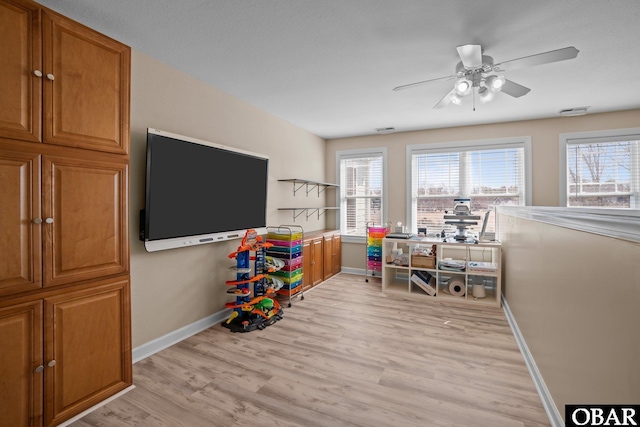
[497,205,640,243]
[132,308,231,363]
[341,266,366,275]
[559,127,640,207]
[335,147,388,236]
[57,385,136,427]
[406,136,532,231]
[502,297,564,427]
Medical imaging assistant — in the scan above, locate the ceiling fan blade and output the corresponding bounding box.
[501,79,531,98]
[393,75,455,91]
[433,88,457,109]
[495,46,579,71]
[457,44,482,69]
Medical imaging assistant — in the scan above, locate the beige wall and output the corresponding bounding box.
[497,212,640,418]
[326,109,640,271]
[129,51,327,347]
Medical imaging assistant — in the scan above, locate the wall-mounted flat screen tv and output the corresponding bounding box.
[141,128,269,252]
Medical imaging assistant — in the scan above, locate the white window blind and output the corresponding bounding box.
[409,140,528,233]
[563,134,639,209]
[339,152,384,236]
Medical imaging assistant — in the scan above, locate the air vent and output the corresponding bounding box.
[559,106,590,116]
[376,127,395,134]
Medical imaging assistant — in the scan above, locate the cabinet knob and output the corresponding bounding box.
[45,217,54,224]
[35,365,44,373]
[34,70,43,77]
[48,360,56,367]
[33,218,43,224]
[46,73,55,81]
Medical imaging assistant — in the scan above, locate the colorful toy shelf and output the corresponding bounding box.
[365,223,391,282]
[266,225,305,307]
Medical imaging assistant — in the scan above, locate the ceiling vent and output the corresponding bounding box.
[376,127,395,134]
[559,106,590,116]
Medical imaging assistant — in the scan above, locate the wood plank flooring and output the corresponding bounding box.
[72,273,550,427]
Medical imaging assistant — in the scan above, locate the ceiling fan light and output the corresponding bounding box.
[454,78,472,96]
[450,93,462,105]
[485,75,505,92]
[478,87,495,103]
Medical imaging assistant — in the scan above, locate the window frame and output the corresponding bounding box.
[335,147,387,243]
[559,128,640,209]
[406,136,532,232]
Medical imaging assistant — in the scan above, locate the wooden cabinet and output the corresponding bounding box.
[0,0,41,143]
[0,300,44,427]
[302,237,324,290]
[0,0,130,154]
[42,155,128,287]
[44,278,131,426]
[0,278,132,427]
[302,230,341,289]
[0,149,129,296]
[331,234,342,276]
[0,1,131,425]
[323,232,342,280]
[0,150,42,297]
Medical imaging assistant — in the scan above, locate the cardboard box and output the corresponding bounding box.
[411,255,435,269]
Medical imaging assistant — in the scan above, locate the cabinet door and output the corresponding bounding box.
[332,234,341,275]
[44,277,132,426]
[323,235,333,280]
[0,150,42,297]
[301,240,312,291]
[0,0,42,143]
[42,11,130,154]
[42,156,128,287]
[0,300,44,427]
[311,238,323,286]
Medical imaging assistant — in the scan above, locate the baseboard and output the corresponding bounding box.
[132,308,231,363]
[57,385,135,427]
[502,296,564,427]
[340,266,365,275]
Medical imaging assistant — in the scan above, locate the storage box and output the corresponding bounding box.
[411,255,435,269]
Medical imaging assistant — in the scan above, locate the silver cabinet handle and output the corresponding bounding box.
[35,365,44,373]
[48,360,56,367]
[34,70,43,77]
[46,73,55,80]
[33,218,43,224]
[45,218,54,224]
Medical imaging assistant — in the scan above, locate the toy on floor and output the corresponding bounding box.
[222,229,284,332]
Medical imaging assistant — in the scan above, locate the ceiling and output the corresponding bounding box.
[38,0,640,140]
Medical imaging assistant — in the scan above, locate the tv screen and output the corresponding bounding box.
[142,128,269,252]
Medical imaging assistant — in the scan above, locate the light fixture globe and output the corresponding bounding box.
[485,75,505,92]
[478,87,495,103]
[450,93,462,105]
[454,78,472,96]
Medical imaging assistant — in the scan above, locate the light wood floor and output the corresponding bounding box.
[72,273,550,427]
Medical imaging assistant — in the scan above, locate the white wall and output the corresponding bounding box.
[129,51,326,347]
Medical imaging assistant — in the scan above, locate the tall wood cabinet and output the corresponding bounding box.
[0,1,131,426]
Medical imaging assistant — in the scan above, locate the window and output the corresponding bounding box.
[560,129,640,209]
[407,137,531,233]
[337,148,386,238]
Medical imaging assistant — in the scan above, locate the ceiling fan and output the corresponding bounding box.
[393,45,579,109]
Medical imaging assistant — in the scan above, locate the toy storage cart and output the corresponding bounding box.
[365,223,390,282]
[266,225,304,307]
